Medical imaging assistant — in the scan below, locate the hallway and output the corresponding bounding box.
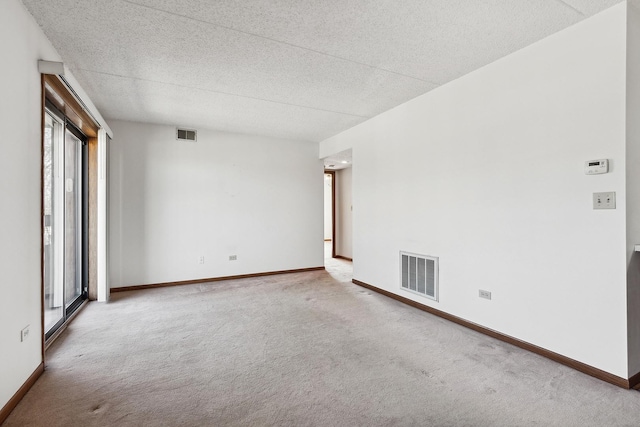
[324,240,352,284]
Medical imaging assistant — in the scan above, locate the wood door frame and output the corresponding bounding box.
[324,170,336,258]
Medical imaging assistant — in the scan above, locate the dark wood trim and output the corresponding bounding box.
[111,267,326,293]
[43,75,97,138]
[352,278,632,389]
[0,363,44,424]
[335,255,353,262]
[324,170,336,258]
[331,171,336,258]
[630,371,640,389]
[87,137,99,300]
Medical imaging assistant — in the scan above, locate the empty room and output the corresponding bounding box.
[5,0,640,425]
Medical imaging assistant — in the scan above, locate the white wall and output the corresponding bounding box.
[335,167,353,259]
[109,121,324,288]
[626,0,640,376]
[324,173,333,240]
[321,4,630,377]
[0,0,60,410]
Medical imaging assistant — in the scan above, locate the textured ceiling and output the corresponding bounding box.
[22,0,623,143]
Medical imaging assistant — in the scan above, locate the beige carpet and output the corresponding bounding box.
[5,254,640,426]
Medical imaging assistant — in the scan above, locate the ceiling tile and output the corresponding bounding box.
[22,0,624,142]
[123,0,597,83]
[75,69,365,141]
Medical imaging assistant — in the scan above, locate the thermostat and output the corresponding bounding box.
[585,159,608,175]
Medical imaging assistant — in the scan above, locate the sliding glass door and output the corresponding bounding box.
[44,106,87,340]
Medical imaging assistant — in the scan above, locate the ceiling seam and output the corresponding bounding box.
[77,68,372,119]
[554,0,586,16]
[120,0,440,86]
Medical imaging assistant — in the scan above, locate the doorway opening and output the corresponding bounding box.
[323,148,353,265]
[324,171,335,259]
[323,168,352,282]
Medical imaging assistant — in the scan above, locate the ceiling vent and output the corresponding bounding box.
[400,251,438,301]
[176,128,197,141]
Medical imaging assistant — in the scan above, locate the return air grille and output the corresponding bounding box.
[176,128,197,141]
[400,251,438,301]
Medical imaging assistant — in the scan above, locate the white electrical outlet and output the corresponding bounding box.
[229,255,237,261]
[198,256,205,264]
[593,192,616,210]
[479,290,492,300]
[21,325,30,342]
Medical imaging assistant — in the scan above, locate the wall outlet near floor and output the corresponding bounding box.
[198,256,205,264]
[479,290,492,300]
[229,255,237,261]
[21,325,30,342]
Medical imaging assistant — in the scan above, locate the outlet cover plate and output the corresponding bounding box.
[479,290,492,300]
[21,325,30,342]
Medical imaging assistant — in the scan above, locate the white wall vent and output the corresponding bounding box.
[176,128,197,141]
[400,251,438,301]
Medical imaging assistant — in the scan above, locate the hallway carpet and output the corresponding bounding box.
[5,257,640,426]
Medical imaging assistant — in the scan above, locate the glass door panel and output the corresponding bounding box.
[64,130,83,309]
[44,112,64,335]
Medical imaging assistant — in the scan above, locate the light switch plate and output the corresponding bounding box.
[593,192,616,209]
